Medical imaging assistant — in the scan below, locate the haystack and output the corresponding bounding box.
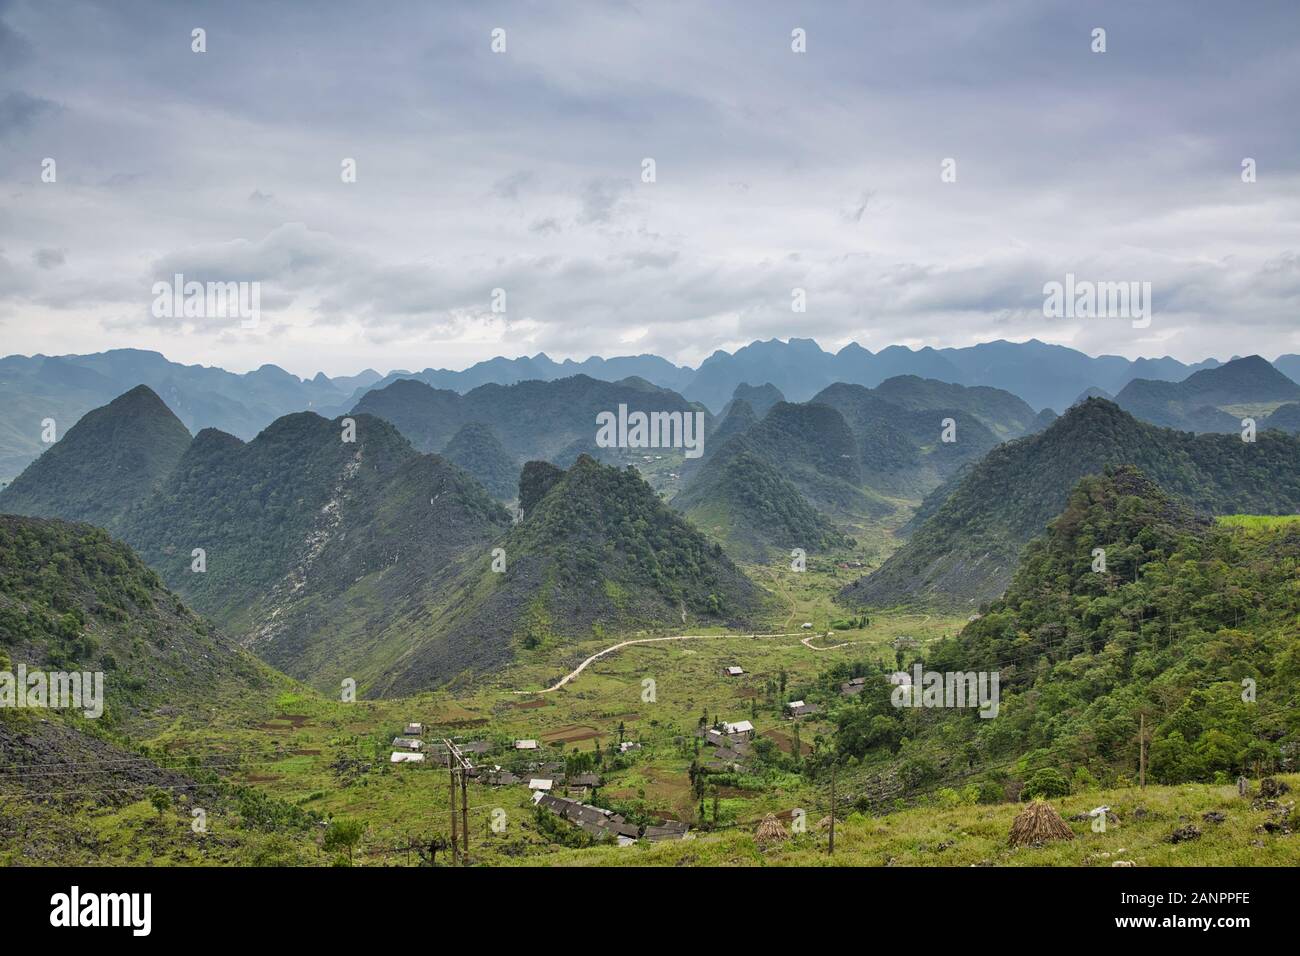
[1009,800,1074,847]
[755,813,789,847]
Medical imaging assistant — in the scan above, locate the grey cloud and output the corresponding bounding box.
[493,171,536,200]
[839,190,875,224]
[577,178,631,224]
[0,0,1297,375]
[32,247,64,269]
[0,90,58,137]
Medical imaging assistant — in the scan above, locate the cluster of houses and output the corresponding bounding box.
[391,731,645,800]
[700,719,755,771]
[390,722,428,763]
[532,793,690,845]
[389,723,671,841]
[532,793,642,845]
[384,721,689,846]
[390,724,506,767]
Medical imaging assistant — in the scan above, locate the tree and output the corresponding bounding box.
[1021,767,1070,801]
[148,787,172,821]
[323,818,365,866]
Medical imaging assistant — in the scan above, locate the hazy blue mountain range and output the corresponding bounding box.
[1113,355,1300,433]
[0,349,364,485]
[675,338,1230,413]
[350,374,711,468]
[4,340,1294,487]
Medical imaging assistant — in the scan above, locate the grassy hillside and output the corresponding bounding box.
[0,514,283,728]
[514,775,1300,867]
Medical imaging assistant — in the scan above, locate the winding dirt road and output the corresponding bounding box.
[513,631,806,695]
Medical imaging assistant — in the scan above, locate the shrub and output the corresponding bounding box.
[1022,767,1070,800]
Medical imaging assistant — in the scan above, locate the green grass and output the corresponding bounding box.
[1217,514,1300,530]
[6,534,1290,867]
[509,775,1300,867]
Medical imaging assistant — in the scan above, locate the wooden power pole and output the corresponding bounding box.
[444,738,474,865]
[448,746,459,864]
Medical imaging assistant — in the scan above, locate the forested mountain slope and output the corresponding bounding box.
[841,399,1300,608]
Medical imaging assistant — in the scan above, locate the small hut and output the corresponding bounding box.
[1009,800,1074,847]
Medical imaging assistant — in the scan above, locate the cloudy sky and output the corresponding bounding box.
[2,0,1298,377]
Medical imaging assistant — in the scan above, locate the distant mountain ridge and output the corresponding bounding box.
[0,385,756,694]
[0,385,192,529]
[1113,355,1300,433]
[7,339,1280,485]
[840,398,1300,609]
[351,373,710,468]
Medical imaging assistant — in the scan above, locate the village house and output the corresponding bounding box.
[643,821,690,842]
[723,665,745,677]
[722,719,754,738]
[840,676,867,697]
[528,778,554,792]
[391,736,422,751]
[515,739,539,750]
[568,773,602,790]
[534,794,640,845]
[784,700,820,718]
[618,741,641,753]
[706,745,747,772]
[390,752,425,764]
[404,722,423,736]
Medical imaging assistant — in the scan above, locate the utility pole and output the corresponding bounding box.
[459,761,470,863]
[448,745,459,864]
[1139,713,1146,788]
[445,738,474,866]
[828,762,836,857]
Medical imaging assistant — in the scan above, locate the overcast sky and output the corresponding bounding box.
[2,0,1298,377]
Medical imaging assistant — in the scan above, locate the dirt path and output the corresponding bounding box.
[514,631,804,695]
[801,633,855,651]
